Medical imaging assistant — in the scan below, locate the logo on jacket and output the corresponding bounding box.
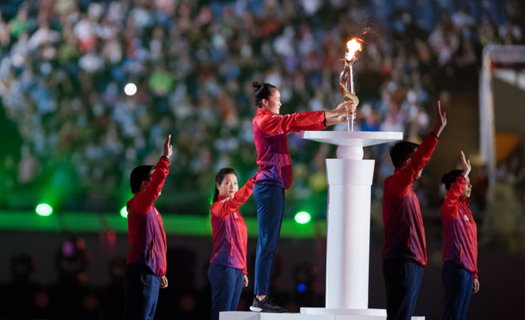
[463,214,469,221]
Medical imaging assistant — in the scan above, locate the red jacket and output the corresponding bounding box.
[210,179,254,274]
[126,157,169,276]
[252,108,326,189]
[381,133,438,267]
[441,176,478,278]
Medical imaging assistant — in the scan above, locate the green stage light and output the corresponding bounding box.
[35,203,53,216]
[120,206,128,218]
[294,211,311,224]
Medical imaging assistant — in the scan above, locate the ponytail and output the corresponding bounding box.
[440,170,463,190]
[252,81,277,108]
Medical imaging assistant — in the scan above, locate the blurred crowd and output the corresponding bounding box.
[0,0,521,213]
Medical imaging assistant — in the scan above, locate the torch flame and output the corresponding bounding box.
[345,39,362,60]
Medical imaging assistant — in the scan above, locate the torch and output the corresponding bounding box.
[339,39,362,131]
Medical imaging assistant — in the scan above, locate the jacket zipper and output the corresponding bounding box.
[407,226,411,248]
[151,236,155,260]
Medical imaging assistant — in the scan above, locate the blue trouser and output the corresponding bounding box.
[124,263,161,320]
[253,184,285,296]
[208,263,244,320]
[382,259,424,320]
[442,261,473,320]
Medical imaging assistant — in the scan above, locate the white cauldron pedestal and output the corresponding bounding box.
[220,131,425,320]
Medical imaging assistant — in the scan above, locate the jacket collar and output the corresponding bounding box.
[217,194,232,202]
[257,108,275,116]
[459,197,470,206]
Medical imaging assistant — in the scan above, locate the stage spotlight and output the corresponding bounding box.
[294,211,311,224]
[296,283,307,292]
[124,83,137,96]
[35,203,53,216]
[120,206,128,218]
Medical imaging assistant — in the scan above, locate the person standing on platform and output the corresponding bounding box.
[208,168,254,320]
[124,135,172,320]
[250,81,356,313]
[440,151,479,320]
[381,101,447,320]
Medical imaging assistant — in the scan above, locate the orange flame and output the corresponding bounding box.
[345,39,362,60]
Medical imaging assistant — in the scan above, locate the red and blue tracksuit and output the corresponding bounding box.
[208,179,254,320]
[441,176,478,320]
[382,133,438,320]
[252,108,326,295]
[125,157,169,320]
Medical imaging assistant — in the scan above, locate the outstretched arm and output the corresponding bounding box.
[211,179,254,218]
[257,101,354,134]
[133,135,172,213]
[442,151,470,219]
[325,114,354,126]
[385,101,446,197]
[324,100,356,122]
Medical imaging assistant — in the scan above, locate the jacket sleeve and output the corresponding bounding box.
[441,176,467,220]
[211,179,254,218]
[131,157,170,214]
[258,111,326,136]
[384,133,439,198]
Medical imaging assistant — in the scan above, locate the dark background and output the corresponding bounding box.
[1,0,525,319]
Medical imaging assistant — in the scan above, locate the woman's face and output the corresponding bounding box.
[217,174,238,198]
[462,177,472,199]
[262,89,281,115]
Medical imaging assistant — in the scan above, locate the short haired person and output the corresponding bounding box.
[250,81,356,312]
[208,168,254,320]
[382,102,447,320]
[124,135,172,320]
[440,151,479,320]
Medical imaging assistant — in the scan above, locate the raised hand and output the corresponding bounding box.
[163,134,173,158]
[461,151,471,178]
[432,100,447,137]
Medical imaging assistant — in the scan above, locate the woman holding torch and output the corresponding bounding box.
[249,81,356,313]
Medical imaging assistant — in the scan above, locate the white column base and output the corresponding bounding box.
[325,159,374,309]
[219,311,425,320]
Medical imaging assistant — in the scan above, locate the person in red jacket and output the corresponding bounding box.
[440,151,479,320]
[125,135,172,320]
[382,101,447,320]
[250,81,356,313]
[208,168,254,320]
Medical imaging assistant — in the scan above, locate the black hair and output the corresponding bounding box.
[130,165,155,193]
[389,141,419,169]
[252,81,277,108]
[211,168,237,204]
[440,170,463,190]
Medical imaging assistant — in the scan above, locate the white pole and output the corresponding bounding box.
[349,65,355,132]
